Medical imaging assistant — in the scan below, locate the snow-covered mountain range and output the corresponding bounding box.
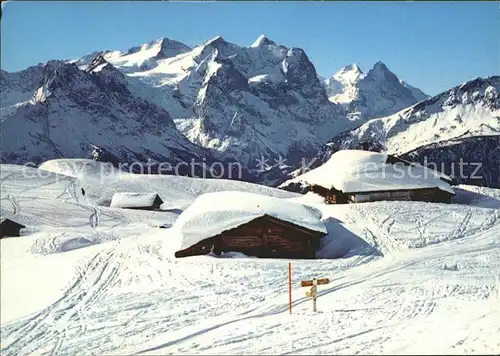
[322,76,499,155]
[1,35,497,186]
[67,35,355,167]
[0,59,220,173]
[322,62,429,120]
[1,35,428,174]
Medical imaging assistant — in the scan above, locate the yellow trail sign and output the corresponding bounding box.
[300,278,330,287]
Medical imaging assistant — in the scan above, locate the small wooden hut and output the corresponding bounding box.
[291,150,455,204]
[0,218,25,238]
[175,214,325,259]
[172,191,327,259]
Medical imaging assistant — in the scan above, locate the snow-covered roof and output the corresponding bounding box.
[110,192,163,209]
[172,191,327,251]
[291,150,455,195]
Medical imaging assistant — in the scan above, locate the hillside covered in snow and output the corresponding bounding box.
[1,159,499,354]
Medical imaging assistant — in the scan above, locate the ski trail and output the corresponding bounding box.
[0,245,124,356]
[134,234,500,355]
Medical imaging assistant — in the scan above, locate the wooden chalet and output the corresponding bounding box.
[175,214,326,259]
[312,184,454,204]
[301,151,455,205]
[0,218,25,238]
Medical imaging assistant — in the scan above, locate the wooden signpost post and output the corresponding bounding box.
[288,262,292,315]
[301,277,330,312]
[288,263,330,314]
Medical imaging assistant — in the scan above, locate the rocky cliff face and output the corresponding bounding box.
[0,59,245,178]
[400,135,500,188]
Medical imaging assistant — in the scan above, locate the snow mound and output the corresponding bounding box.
[286,149,454,194]
[0,164,86,203]
[35,159,298,210]
[60,237,94,252]
[316,219,375,259]
[452,185,500,209]
[217,251,252,259]
[172,191,327,251]
[39,159,122,179]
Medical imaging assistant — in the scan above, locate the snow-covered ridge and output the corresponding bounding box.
[331,75,500,156]
[0,59,217,169]
[323,61,429,120]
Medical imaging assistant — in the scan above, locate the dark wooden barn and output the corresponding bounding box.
[0,218,26,238]
[307,152,455,205]
[175,214,326,259]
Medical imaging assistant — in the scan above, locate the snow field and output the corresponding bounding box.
[1,160,499,355]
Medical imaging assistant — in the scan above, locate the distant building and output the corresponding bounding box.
[290,150,455,204]
[0,218,26,238]
[173,191,327,259]
[110,193,164,210]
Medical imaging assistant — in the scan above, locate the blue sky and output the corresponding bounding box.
[1,1,498,95]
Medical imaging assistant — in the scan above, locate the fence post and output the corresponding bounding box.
[288,262,292,315]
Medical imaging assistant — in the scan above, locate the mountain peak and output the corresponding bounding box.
[125,37,190,57]
[156,37,191,59]
[332,63,364,85]
[250,34,277,48]
[205,36,226,46]
[86,55,108,72]
[367,61,401,85]
[373,61,390,72]
[340,63,363,74]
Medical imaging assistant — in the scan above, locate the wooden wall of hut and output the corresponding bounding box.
[175,215,325,259]
[349,187,453,204]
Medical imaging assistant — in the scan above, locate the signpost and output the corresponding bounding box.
[300,278,330,287]
[301,277,330,312]
[288,264,331,314]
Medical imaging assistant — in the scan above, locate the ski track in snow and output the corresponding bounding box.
[1,162,500,355]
